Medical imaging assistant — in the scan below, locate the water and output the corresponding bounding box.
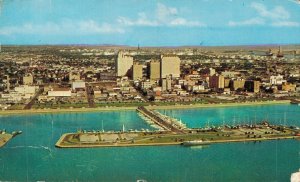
[0,104,299,181]
[160,104,300,128]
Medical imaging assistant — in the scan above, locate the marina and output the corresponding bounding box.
[0,104,300,181]
[56,105,300,148]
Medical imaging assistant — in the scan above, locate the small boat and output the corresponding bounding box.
[182,140,210,146]
[12,130,22,137]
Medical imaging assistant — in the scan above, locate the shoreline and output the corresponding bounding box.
[0,100,291,115]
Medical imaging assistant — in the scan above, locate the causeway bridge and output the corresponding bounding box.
[137,106,186,134]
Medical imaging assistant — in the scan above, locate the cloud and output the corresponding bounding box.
[117,13,159,27]
[287,0,300,5]
[156,2,178,22]
[228,2,299,27]
[0,20,124,35]
[118,3,205,27]
[272,21,300,27]
[228,17,265,26]
[169,18,205,27]
[251,2,290,20]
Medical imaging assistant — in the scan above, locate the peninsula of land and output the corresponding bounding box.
[56,105,300,148]
[56,122,300,148]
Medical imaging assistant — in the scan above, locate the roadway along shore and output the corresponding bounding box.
[0,100,291,115]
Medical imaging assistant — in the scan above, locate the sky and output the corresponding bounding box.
[0,0,300,46]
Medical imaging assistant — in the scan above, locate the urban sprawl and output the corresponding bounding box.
[0,45,299,110]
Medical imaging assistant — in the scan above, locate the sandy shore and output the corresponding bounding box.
[0,100,290,115]
[0,106,137,115]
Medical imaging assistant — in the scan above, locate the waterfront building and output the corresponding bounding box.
[282,82,296,92]
[231,79,246,91]
[160,55,180,79]
[224,78,231,88]
[149,60,160,80]
[132,63,143,80]
[245,80,260,93]
[23,74,33,85]
[270,75,286,85]
[1,85,38,102]
[161,76,172,91]
[116,51,133,77]
[209,74,224,90]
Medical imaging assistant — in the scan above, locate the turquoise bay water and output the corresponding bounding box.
[160,104,300,128]
[0,104,299,181]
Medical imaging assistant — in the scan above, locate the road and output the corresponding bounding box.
[23,87,44,110]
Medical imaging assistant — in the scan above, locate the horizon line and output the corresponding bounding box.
[1,43,300,48]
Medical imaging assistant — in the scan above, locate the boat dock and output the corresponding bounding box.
[136,106,186,134]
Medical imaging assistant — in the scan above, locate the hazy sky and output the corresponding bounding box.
[0,0,300,46]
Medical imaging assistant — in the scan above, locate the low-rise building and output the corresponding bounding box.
[48,88,72,97]
[72,81,86,91]
[282,82,296,92]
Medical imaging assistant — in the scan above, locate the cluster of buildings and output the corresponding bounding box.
[0,46,299,109]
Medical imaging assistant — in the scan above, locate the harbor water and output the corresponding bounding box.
[0,104,300,181]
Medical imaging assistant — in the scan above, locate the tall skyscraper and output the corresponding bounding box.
[209,74,224,90]
[160,55,180,79]
[132,63,143,80]
[116,51,133,77]
[149,60,160,80]
[231,79,245,91]
[245,80,260,93]
[161,76,172,91]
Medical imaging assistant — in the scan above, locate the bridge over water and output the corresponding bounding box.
[137,106,186,134]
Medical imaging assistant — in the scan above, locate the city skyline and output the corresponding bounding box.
[0,0,300,46]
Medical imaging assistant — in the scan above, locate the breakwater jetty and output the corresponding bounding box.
[0,130,22,148]
[56,121,300,148]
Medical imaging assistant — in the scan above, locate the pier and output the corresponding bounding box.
[136,106,186,134]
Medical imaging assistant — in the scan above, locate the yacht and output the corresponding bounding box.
[182,140,210,146]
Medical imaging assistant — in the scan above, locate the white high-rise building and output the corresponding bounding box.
[116,52,133,77]
[270,75,286,85]
[160,55,180,79]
